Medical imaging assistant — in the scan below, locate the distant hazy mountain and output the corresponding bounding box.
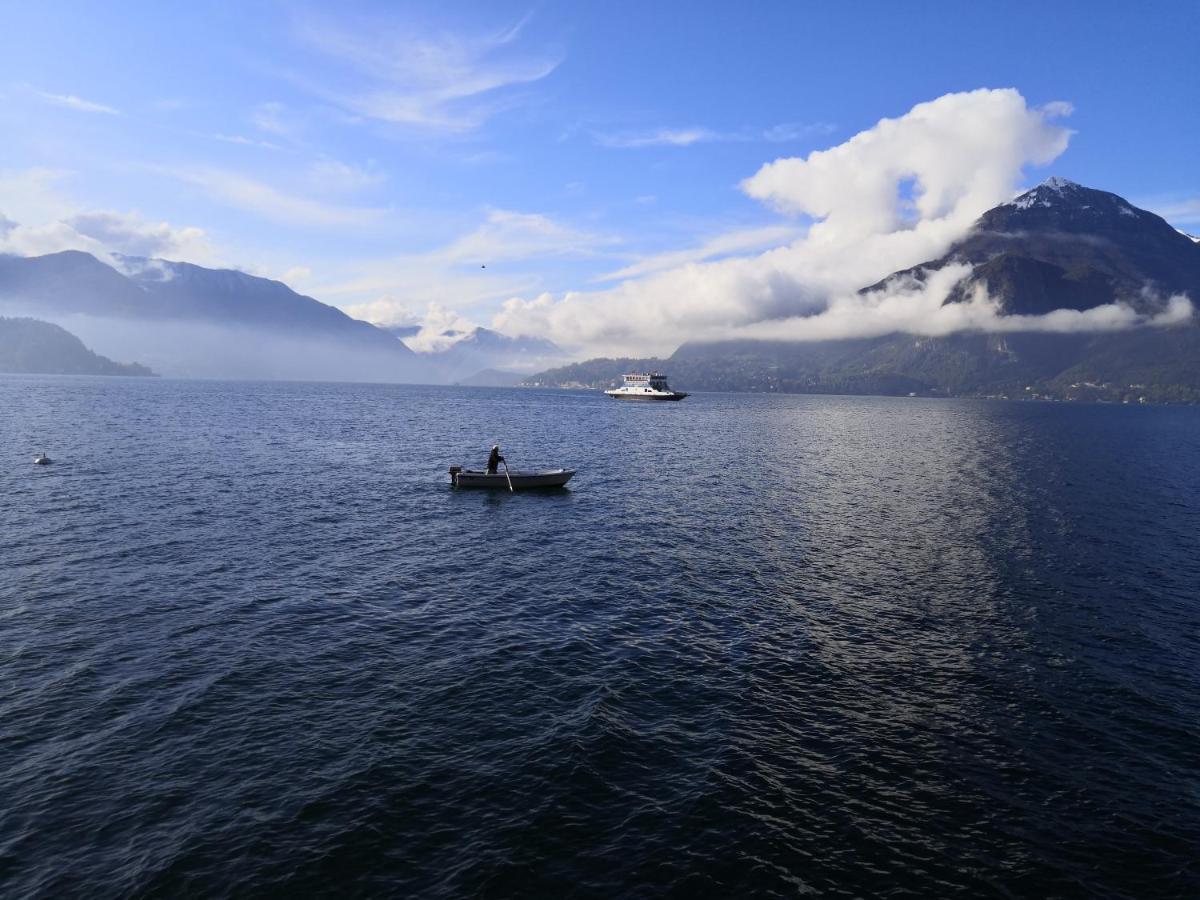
[0,251,426,382]
[0,316,153,376]
[394,325,564,381]
[455,367,529,387]
[525,357,664,389]
[384,324,422,339]
[530,179,1200,402]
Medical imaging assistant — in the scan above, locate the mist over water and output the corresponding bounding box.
[0,310,430,382]
[2,377,1199,898]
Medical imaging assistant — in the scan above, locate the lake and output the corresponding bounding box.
[2,376,1199,898]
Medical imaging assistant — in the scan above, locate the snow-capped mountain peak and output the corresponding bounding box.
[997,178,1145,221]
[1005,177,1086,210]
[1040,175,1081,192]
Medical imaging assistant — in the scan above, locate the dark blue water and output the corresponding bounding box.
[2,377,1199,898]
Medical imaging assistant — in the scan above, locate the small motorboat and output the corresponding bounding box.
[33,452,51,465]
[449,466,575,490]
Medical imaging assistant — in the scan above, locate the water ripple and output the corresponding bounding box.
[1,377,1199,897]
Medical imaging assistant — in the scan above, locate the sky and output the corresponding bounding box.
[1,0,1198,356]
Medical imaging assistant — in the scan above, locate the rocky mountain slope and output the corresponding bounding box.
[867,178,1200,314]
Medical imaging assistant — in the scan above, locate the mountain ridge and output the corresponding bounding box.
[391,323,565,381]
[0,251,425,381]
[0,316,154,376]
[529,179,1200,402]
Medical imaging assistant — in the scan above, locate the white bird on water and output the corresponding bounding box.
[33,451,51,465]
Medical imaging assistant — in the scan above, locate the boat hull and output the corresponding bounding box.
[450,468,575,489]
[604,391,688,400]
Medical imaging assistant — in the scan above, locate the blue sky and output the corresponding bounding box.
[1,0,1197,353]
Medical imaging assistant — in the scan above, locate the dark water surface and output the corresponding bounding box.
[2,377,1199,898]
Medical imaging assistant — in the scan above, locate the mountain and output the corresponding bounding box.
[867,177,1200,314]
[524,357,664,389]
[454,367,529,387]
[396,325,564,381]
[0,251,426,382]
[0,316,153,376]
[530,179,1200,402]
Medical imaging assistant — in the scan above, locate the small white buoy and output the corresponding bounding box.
[33,452,51,465]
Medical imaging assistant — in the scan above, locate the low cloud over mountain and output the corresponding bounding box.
[494,89,1099,355]
[530,176,1200,402]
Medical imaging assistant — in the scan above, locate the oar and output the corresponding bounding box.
[503,459,515,493]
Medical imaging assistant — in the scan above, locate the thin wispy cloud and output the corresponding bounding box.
[329,208,617,325]
[306,158,387,194]
[289,13,561,133]
[164,167,387,228]
[597,225,803,282]
[32,89,121,116]
[438,209,614,264]
[762,121,838,142]
[1146,196,1200,226]
[251,102,295,137]
[596,122,836,148]
[598,128,723,148]
[207,132,285,151]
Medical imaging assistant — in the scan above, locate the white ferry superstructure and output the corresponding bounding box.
[603,372,688,401]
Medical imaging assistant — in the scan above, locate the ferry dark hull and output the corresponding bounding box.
[607,392,688,401]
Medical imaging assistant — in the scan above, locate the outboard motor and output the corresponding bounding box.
[448,465,462,485]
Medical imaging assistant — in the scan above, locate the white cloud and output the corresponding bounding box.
[341,296,423,329]
[398,302,479,352]
[281,265,313,286]
[340,268,541,326]
[67,211,215,261]
[0,167,220,266]
[0,208,219,268]
[728,267,1192,343]
[495,89,1081,356]
[32,89,120,116]
[292,14,560,133]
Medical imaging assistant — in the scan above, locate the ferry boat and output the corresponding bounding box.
[604,372,688,401]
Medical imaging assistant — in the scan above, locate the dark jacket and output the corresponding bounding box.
[486,447,505,474]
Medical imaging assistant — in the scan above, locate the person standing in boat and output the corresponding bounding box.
[486,444,505,474]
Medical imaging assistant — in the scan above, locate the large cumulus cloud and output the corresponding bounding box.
[494,89,1086,356]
